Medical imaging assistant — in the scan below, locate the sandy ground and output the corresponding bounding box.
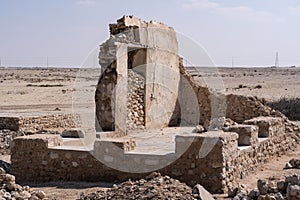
[0,67,299,199]
[188,67,300,100]
[1,67,300,115]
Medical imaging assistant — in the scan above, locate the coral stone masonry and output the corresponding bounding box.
[10,16,300,194]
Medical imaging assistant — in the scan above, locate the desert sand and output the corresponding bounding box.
[1,67,300,116]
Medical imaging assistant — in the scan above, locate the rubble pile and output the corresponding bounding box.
[231,173,300,200]
[0,167,46,200]
[79,172,213,200]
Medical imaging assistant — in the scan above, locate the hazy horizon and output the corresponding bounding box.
[1,0,300,68]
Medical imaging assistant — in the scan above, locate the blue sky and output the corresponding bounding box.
[0,0,300,67]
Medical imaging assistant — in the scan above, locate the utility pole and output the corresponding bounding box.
[275,52,279,68]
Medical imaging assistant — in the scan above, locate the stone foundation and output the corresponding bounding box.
[11,120,300,193]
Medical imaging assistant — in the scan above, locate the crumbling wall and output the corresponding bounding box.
[95,16,180,133]
[0,114,78,132]
[178,59,286,125]
[226,94,281,123]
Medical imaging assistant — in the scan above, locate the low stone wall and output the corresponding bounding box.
[226,131,297,189]
[11,122,300,193]
[0,114,78,132]
[11,131,236,193]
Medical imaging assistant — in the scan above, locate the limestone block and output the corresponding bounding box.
[61,128,84,138]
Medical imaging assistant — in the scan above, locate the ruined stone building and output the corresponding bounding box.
[10,16,300,194]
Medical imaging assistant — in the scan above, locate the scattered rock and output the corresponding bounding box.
[285,158,300,169]
[224,118,238,127]
[193,125,205,133]
[234,174,300,200]
[0,160,10,173]
[54,107,61,111]
[287,184,300,200]
[258,179,268,195]
[192,184,214,200]
[204,117,225,131]
[0,167,46,199]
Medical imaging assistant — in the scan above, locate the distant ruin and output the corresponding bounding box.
[10,16,300,194]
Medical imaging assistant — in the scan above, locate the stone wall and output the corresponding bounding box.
[127,69,145,130]
[0,114,78,132]
[11,132,236,193]
[178,59,286,126]
[226,131,297,189]
[11,122,300,193]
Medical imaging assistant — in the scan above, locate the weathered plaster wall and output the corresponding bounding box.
[96,16,180,133]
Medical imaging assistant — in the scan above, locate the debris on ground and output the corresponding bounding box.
[0,167,46,199]
[78,172,213,200]
[231,173,300,200]
[285,158,300,169]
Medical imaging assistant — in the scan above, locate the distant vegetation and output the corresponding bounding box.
[268,96,300,120]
